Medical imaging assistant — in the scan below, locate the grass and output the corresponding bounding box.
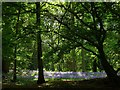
[2,76,120,90]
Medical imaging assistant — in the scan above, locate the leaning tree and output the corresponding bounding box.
[44,2,120,83]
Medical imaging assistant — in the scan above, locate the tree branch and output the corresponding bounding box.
[44,10,98,47]
[91,2,106,44]
[54,31,99,57]
[104,2,120,18]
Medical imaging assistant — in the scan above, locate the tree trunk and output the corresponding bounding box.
[12,5,21,82]
[71,49,77,72]
[2,60,9,73]
[92,59,97,72]
[13,46,17,82]
[30,42,37,70]
[2,59,9,79]
[81,41,86,72]
[36,2,45,84]
[37,31,45,84]
[51,61,55,71]
[97,44,120,83]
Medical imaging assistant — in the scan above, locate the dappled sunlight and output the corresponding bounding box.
[2,2,120,89]
[2,73,120,89]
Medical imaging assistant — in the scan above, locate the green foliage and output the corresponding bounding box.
[2,2,120,76]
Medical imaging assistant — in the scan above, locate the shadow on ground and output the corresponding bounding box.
[2,77,120,90]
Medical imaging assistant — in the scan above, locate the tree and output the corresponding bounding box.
[36,2,45,84]
[2,2,120,84]
[45,2,120,82]
[13,3,21,82]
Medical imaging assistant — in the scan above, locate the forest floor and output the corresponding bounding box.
[2,76,120,90]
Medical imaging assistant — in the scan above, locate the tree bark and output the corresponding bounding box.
[13,5,21,82]
[97,44,120,83]
[92,59,97,72]
[30,42,37,70]
[71,49,77,72]
[36,2,45,84]
[81,40,86,72]
[13,46,17,82]
[2,60,9,73]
